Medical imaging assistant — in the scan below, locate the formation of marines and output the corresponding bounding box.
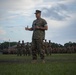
[17,40,31,56]
[16,40,76,57]
[16,39,52,56]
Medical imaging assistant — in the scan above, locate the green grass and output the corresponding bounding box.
[0,54,76,75]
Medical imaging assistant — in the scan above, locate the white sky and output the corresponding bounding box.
[0,0,76,45]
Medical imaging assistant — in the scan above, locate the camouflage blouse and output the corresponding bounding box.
[32,18,47,40]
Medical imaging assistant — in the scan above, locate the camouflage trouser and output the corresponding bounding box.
[45,48,49,56]
[32,39,45,60]
[17,49,22,56]
[25,49,30,56]
[22,48,26,56]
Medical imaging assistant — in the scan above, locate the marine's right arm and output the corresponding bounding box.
[25,20,35,31]
[25,27,33,31]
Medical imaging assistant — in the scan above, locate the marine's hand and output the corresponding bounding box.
[35,26,40,29]
[25,27,29,30]
[25,27,33,31]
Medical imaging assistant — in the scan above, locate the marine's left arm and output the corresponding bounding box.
[40,26,48,30]
[40,19,48,30]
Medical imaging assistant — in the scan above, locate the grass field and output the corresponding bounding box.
[0,54,76,75]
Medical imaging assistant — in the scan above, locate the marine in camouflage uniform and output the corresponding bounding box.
[21,40,26,56]
[48,40,52,55]
[25,42,31,56]
[44,39,49,56]
[17,41,22,56]
[25,10,48,62]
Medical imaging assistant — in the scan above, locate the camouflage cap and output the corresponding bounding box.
[34,10,41,14]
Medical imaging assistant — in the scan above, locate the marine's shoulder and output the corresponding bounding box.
[40,18,46,22]
[33,18,46,22]
[40,18,45,20]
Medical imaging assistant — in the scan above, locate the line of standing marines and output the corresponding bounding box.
[17,40,31,56]
[17,40,52,56]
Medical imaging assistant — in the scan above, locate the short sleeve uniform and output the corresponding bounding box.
[32,18,47,40]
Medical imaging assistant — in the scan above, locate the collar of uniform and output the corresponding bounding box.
[36,17,41,20]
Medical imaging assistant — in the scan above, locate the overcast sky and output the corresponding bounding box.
[0,0,76,45]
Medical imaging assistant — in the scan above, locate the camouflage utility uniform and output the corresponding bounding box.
[17,42,22,56]
[32,18,47,60]
[21,43,26,56]
[44,40,49,56]
[26,43,31,56]
[48,41,52,55]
